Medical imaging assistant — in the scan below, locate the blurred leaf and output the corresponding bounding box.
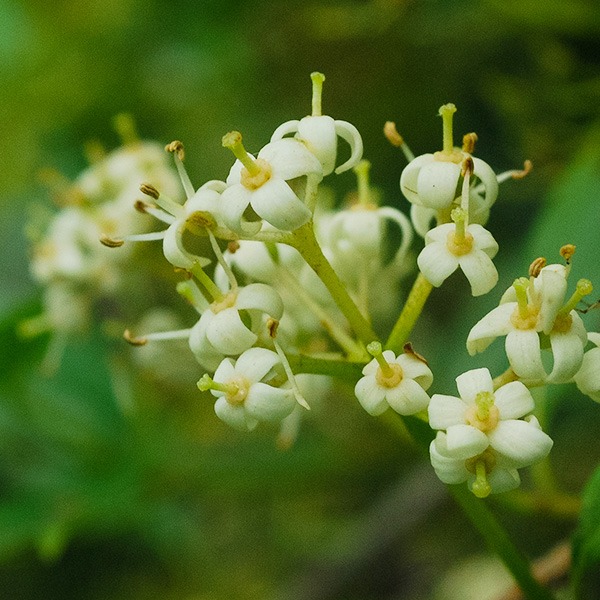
[572,463,600,596]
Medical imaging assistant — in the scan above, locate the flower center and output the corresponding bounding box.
[240,158,273,190]
[210,290,237,314]
[465,391,499,432]
[375,363,404,388]
[186,211,216,235]
[446,230,474,256]
[225,376,250,406]
[552,311,573,334]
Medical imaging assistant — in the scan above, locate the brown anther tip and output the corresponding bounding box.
[529,257,547,278]
[100,234,124,248]
[123,329,147,346]
[461,156,474,176]
[140,183,160,199]
[227,241,241,254]
[560,244,576,263]
[134,199,149,213]
[403,342,428,365]
[462,132,478,154]
[165,140,185,160]
[267,318,279,339]
[512,159,533,179]
[383,121,404,147]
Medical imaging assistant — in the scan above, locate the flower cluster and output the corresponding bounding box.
[30,73,600,503]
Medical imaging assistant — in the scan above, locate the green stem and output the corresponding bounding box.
[287,353,365,379]
[386,272,433,352]
[290,223,377,348]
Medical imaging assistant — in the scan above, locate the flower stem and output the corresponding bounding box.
[290,222,377,348]
[385,272,433,353]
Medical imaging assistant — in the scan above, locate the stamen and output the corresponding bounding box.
[460,158,473,216]
[353,160,372,206]
[176,279,209,312]
[222,131,261,176]
[560,279,593,315]
[190,263,224,303]
[207,229,238,291]
[122,231,166,243]
[451,207,467,242]
[471,460,492,498]
[123,329,148,346]
[140,183,184,217]
[367,341,393,378]
[383,121,415,162]
[560,244,576,265]
[462,132,478,154]
[134,200,176,224]
[528,257,547,278]
[496,160,534,183]
[113,113,138,146]
[165,140,196,200]
[197,373,239,396]
[99,234,124,248]
[310,72,325,117]
[268,319,311,410]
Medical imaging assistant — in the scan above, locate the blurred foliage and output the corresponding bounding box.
[3,0,600,598]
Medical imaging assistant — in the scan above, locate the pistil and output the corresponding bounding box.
[311,72,325,116]
[367,342,403,387]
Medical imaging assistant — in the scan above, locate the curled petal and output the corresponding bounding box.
[547,328,585,384]
[457,250,498,297]
[574,346,600,401]
[537,266,568,334]
[270,119,301,143]
[505,329,545,381]
[410,205,436,238]
[333,119,364,175]
[417,241,459,287]
[428,394,467,429]
[377,207,414,268]
[493,381,534,420]
[297,116,337,175]
[471,157,499,211]
[400,154,435,206]
[250,178,312,231]
[488,420,553,468]
[220,185,262,235]
[385,378,430,415]
[260,138,323,181]
[430,434,470,484]
[445,424,489,460]
[214,396,258,431]
[188,316,224,371]
[396,354,433,391]
[206,308,257,355]
[417,161,461,210]
[162,220,211,270]
[456,368,493,405]
[237,283,284,319]
[467,303,516,355]
[211,357,236,394]
[245,382,296,422]
[234,347,281,383]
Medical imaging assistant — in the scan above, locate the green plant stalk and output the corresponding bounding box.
[290,222,378,348]
[288,353,364,379]
[385,272,433,352]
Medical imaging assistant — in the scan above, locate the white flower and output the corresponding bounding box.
[401,153,498,212]
[416,215,499,297]
[467,265,589,383]
[271,72,363,176]
[188,283,284,365]
[203,348,296,431]
[428,368,553,496]
[221,135,323,234]
[574,332,600,402]
[354,346,433,416]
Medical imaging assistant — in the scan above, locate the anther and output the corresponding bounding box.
[134,200,150,213]
[99,234,124,248]
[462,132,478,154]
[267,318,279,338]
[140,183,160,200]
[528,257,547,278]
[560,244,576,264]
[227,241,241,254]
[123,329,148,346]
[383,121,404,147]
[512,159,533,179]
[165,140,185,161]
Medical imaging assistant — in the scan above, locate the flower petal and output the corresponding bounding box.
[471,157,499,210]
[466,303,516,355]
[430,434,470,484]
[233,347,281,383]
[296,115,337,175]
[206,307,257,355]
[400,154,434,206]
[417,241,458,287]
[445,424,489,459]
[354,375,388,415]
[333,119,364,175]
[547,328,585,384]
[396,354,433,391]
[484,467,520,495]
[245,381,296,422]
[220,184,261,235]
[417,161,461,210]
[574,346,600,400]
[270,119,300,143]
[250,178,312,231]
[488,420,553,468]
[385,378,430,415]
[214,396,257,431]
[456,368,493,404]
[428,394,468,430]
[505,329,546,381]
[457,249,498,296]
[493,381,534,420]
[260,138,323,181]
[410,205,436,238]
[236,283,284,319]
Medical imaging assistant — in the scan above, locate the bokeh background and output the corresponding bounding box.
[2,0,600,598]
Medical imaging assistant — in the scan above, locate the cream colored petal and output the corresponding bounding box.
[385,378,430,415]
[417,241,458,287]
[547,328,585,384]
[456,368,493,404]
[493,381,534,420]
[297,116,337,175]
[250,178,312,231]
[354,375,388,415]
[234,347,281,383]
[488,420,553,468]
[416,161,461,210]
[400,154,435,205]
[505,329,546,381]
[445,424,489,460]
[206,308,257,355]
[333,119,364,175]
[466,303,516,355]
[214,397,257,432]
[260,138,323,181]
[457,250,498,297]
[245,382,296,423]
[236,283,284,319]
[428,394,468,429]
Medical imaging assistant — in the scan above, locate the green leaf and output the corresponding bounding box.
[572,463,600,596]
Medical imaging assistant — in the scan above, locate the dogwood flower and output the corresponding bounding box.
[417,207,498,296]
[574,332,600,402]
[220,132,323,234]
[428,367,553,497]
[467,260,590,383]
[270,72,363,176]
[198,348,297,431]
[400,104,498,212]
[354,342,433,416]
